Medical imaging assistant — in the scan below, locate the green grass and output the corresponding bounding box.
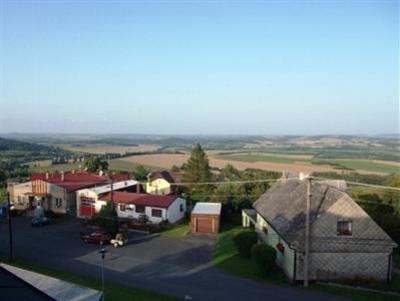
[29,159,159,173]
[160,221,190,238]
[216,153,304,164]
[312,283,400,301]
[312,159,400,175]
[213,223,286,283]
[1,258,178,301]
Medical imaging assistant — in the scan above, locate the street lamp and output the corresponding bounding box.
[99,248,107,301]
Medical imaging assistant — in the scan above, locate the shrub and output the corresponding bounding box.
[251,243,277,274]
[233,231,258,257]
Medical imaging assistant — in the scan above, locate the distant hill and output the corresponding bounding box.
[0,137,52,152]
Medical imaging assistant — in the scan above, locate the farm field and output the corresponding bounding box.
[59,144,160,154]
[119,153,337,174]
[30,159,159,173]
[217,153,400,175]
[119,153,399,175]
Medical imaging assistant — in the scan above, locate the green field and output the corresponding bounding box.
[312,159,400,175]
[216,153,307,164]
[29,159,158,173]
[216,152,400,175]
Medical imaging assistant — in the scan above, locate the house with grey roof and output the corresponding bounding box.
[242,176,398,283]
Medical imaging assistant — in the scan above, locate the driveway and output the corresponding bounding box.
[0,217,345,301]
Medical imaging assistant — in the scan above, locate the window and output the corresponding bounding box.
[180,204,184,212]
[337,221,352,236]
[126,205,134,211]
[55,198,62,208]
[262,225,268,235]
[152,209,162,218]
[119,204,126,211]
[136,205,145,213]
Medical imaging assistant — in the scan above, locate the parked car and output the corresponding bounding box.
[82,232,111,245]
[31,216,50,227]
[110,233,128,248]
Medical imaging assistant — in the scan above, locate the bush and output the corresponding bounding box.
[233,231,258,257]
[251,243,277,274]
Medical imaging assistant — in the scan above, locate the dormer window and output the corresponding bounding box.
[337,221,352,236]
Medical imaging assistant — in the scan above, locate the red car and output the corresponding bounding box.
[82,232,111,245]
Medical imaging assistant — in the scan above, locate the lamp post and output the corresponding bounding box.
[99,248,107,301]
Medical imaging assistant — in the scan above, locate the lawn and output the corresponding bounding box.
[1,258,178,301]
[160,221,190,238]
[213,223,286,283]
[213,223,400,301]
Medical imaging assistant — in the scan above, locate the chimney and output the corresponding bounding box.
[45,172,49,180]
[280,171,289,183]
[99,170,103,176]
[72,169,75,174]
[61,171,65,182]
[136,183,141,194]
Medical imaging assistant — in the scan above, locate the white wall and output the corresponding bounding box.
[167,197,186,223]
[116,204,167,223]
[115,197,186,224]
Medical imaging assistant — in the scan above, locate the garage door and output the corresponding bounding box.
[196,218,213,233]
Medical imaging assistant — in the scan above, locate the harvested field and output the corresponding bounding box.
[120,154,337,174]
[60,144,160,154]
[120,153,393,175]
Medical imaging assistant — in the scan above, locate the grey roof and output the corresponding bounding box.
[0,264,102,301]
[252,179,395,249]
[192,202,222,215]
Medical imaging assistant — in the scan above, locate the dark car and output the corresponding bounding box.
[31,216,50,227]
[82,232,111,245]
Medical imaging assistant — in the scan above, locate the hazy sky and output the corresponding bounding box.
[1,0,398,135]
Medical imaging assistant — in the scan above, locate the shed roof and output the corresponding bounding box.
[192,202,221,215]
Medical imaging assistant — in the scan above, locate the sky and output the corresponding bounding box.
[1,0,398,135]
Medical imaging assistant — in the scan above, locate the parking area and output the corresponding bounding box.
[0,216,344,301]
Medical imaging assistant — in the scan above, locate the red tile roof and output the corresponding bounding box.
[100,191,177,208]
[30,171,108,192]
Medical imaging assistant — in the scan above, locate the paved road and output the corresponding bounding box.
[0,217,346,301]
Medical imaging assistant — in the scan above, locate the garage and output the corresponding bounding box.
[191,202,222,234]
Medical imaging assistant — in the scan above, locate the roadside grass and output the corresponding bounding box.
[214,223,400,301]
[160,221,190,238]
[0,257,178,301]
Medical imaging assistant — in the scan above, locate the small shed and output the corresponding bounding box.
[191,202,222,234]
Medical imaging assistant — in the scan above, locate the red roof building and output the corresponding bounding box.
[101,191,177,208]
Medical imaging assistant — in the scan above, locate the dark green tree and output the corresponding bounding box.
[84,156,109,173]
[134,165,149,181]
[0,168,8,187]
[182,144,212,192]
[89,202,119,235]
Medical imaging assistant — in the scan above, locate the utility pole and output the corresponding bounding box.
[99,248,107,301]
[110,179,114,212]
[304,176,312,287]
[7,191,13,260]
